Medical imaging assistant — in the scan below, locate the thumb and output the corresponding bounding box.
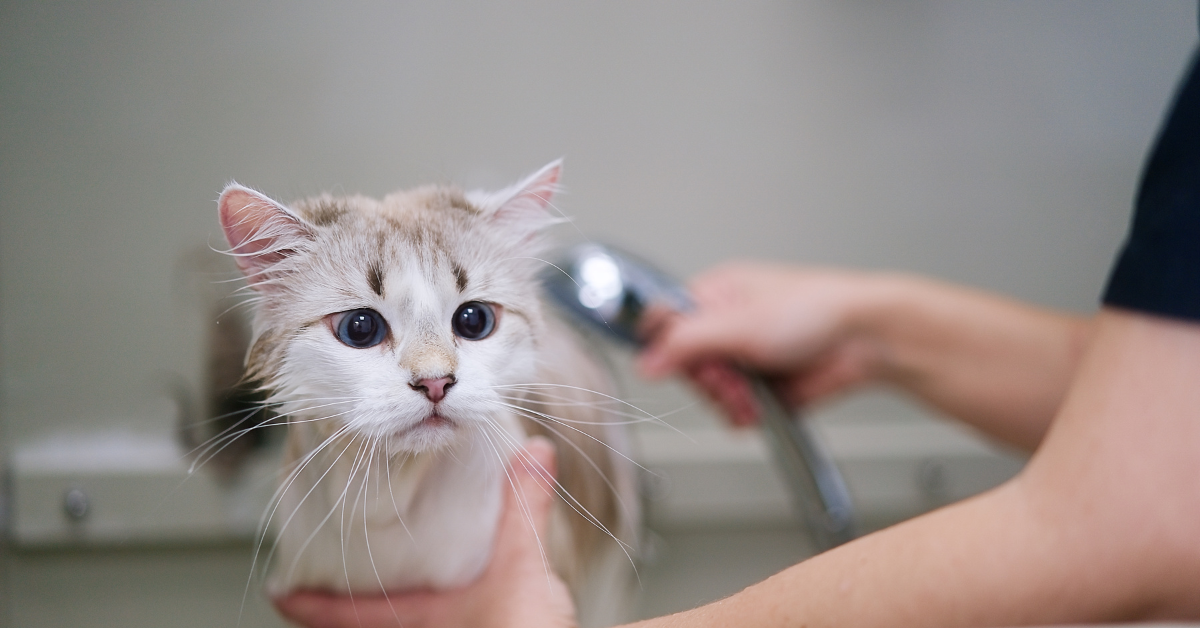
[496,436,559,557]
[640,309,750,378]
[474,439,575,628]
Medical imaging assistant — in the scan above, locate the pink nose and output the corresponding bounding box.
[410,376,456,403]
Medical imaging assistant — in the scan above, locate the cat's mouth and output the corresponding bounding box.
[396,413,455,438]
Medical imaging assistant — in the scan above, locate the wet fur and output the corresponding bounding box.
[217,163,638,609]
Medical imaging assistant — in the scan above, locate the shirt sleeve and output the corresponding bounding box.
[1102,49,1200,321]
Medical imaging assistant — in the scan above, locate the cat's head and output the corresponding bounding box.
[218,161,564,454]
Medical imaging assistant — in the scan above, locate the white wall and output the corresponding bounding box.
[2,1,1196,445]
[1,1,1197,625]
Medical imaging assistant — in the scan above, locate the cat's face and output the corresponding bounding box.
[219,162,563,455]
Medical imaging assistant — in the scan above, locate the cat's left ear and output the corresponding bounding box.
[467,159,565,237]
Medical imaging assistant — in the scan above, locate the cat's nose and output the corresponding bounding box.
[409,375,456,403]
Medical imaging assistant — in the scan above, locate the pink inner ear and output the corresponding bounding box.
[490,160,562,232]
[218,184,310,282]
[512,161,560,210]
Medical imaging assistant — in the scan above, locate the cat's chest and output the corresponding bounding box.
[269,414,527,592]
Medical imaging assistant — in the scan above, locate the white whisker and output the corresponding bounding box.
[482,423,638,572]
[352,438,405,624]
[269,433,360,588]
[491,401,653,477]
[476,425,556,589]
[220,168,645,611]
[494,404,641,537]
[493,382,693,440]
[242,424,355,622]
[383,449,416,543]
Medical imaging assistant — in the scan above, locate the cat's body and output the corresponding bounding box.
[217,162,637,613]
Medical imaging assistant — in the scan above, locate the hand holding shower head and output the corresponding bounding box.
[543,243,856,551]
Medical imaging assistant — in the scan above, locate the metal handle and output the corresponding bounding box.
[751,379,856,550]
[540,243,856,551]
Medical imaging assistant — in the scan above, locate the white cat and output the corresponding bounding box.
[217,161,638,619]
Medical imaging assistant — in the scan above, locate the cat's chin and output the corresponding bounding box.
[388,413,458,453]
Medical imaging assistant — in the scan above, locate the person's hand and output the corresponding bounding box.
[272,437,576,628]
[638,263,886,425]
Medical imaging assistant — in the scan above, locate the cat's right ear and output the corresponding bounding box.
[218,183,312,285]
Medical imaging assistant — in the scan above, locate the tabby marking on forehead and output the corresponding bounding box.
[452,262,468,292]
[447,192,476,213]
[366,262,384,297]
[306,198,346,227]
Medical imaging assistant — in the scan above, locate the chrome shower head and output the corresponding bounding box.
[541,243,691,347]
[542,242,857,550]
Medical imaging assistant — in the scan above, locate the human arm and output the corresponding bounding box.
[630,308,1200,627]
[270,305,1200,628]
[638,264,1092,450]
[272,437,576,628]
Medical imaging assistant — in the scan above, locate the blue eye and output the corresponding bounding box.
[335,309,388,348]
[452,302,495,340]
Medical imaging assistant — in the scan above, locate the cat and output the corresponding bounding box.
[216,161,639,622]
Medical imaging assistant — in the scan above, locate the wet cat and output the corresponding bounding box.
[216,161,638,620]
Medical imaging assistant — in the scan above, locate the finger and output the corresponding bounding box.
[688,360,762,426]
[637,307,687,379]
[639,310,751,379]
[790,343,876,404]
[636,304,681,344]
[719,366,763,427]
[686,263,748,305]
[492,437,559,567]
[274,590,425,628]
[472,437,576,628]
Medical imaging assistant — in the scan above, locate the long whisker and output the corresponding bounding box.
[482,423,639,577]
[189,406,358,475]
[337,439,370,626]
[493,393,696,427]
[185,396,361,466]
[242,424,355,624]
[501,256,578,287]
[256,423,352,539]
[490,401,652,476]
[270,433,361,588]
[476,424,557,589]
[383,448,416,543]
[184,406,272,466]
[484,421,635,557]
[359,439,406,626]
[184,401,269,431]
[492,383,693,440]
[493,390,698,421]
[491,402,640,534]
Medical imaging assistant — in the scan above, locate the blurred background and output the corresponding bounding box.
[1,1,1197,626]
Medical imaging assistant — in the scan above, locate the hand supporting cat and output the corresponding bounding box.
[273,437,577,628]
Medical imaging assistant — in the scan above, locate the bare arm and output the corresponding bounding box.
[862,273,1093,449]
[631,309,1200,626]
[639,264,1092,450]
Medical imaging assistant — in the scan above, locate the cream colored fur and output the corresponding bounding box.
[217,162,637,613]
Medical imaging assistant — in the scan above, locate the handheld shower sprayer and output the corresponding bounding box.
[543,243,857,551]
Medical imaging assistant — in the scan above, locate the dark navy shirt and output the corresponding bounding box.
[1103,46,1200,321]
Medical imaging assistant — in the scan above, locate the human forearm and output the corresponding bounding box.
[631,309,1200,628]
[627,482,1063,628]
[853,274,1092,450]
[638,265,1090,449]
